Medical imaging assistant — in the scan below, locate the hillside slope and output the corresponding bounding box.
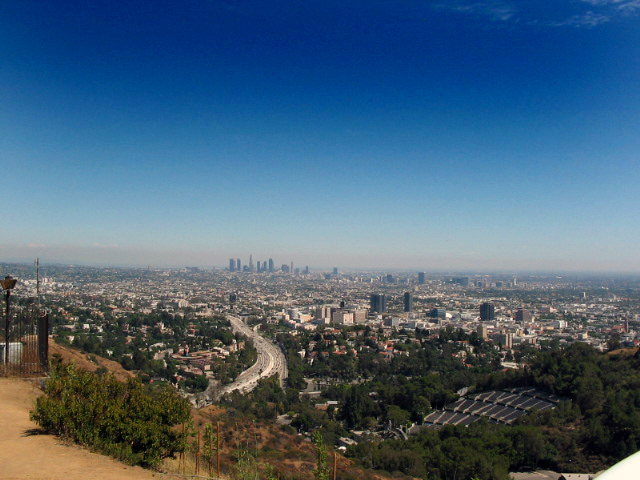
[49,340,135,382]
[0,377,160,480]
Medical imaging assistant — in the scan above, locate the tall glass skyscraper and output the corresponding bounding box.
[404,292,413,312]
[480,302,495,321]
[370,294,387,313]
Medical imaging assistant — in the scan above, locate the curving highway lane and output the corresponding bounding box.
[195,315,288,406]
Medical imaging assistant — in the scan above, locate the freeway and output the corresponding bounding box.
[193,315,288,406]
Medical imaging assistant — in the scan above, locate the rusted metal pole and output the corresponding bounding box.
[333,450,337,480]
[216,421,221,478]
[196,428,201,474]
[181,423,185,474]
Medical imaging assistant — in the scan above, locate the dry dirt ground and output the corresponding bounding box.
[0,377,162,480]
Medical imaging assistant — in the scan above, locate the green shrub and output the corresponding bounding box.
[30,362,191,467]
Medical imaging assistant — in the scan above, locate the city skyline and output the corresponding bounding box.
[2,1,640,272]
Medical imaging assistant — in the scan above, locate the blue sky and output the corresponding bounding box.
[2,1,639,271]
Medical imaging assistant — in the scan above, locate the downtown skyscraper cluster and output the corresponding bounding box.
[229,256,309,275]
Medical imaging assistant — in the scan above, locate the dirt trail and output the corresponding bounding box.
[0,377,161,480]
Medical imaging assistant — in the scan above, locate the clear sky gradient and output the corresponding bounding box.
[2,1,639,271]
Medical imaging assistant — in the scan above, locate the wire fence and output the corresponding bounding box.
[166,422,340,480]
[168,422,225,479]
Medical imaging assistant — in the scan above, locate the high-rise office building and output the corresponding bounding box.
[370,294,387,313]
[290,262,294,274]
[418,272,425,285]
[304,266,309,274]
[268,258,274,273]
[430,308,446,319]
[515,308,531,324]
[249,254,254,272]
[315,306,331,322]
[237,258,241,272]
[331,310,355,326]
[229,258,236,272]
[477,324,488,340]
[480,302,495,321]
[256,261,261,272]
[497,330,513,349]
[404,292,413,312]
[333,267,338,275]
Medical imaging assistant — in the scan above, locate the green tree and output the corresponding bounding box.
[384,405,411,428]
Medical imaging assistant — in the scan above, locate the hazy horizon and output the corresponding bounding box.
[2,252,640,276]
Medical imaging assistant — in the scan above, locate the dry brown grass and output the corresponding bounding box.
[607,347,639,357]
[43,343,401,479]
[49,340,135,382]
[173,409,402,480]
